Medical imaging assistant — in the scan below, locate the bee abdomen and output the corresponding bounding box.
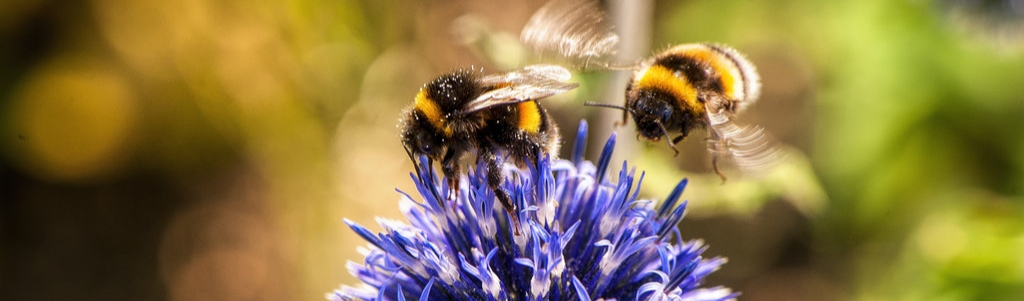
[653,43,761,105]
[516,101,542,134]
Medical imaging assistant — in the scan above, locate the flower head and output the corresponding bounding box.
[330,121,736,301]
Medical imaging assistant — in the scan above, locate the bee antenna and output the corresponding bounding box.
[403,144,424,179]
[402,144,414,162]
[655,120,680,156]
[584,101,630,112]
[585,101,633,127]
[405,144,445,207]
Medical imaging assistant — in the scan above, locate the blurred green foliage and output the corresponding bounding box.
[2,0,1023,300]
[661,0,1024,300]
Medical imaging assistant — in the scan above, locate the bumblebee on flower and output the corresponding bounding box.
[330,121,735,301]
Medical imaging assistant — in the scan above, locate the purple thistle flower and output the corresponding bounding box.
[330,121,736,301]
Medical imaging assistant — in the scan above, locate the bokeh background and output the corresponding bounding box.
[2,0,1023,300]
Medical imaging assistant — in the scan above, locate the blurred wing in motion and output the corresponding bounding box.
[520,0,619,65]
[464,65,579,114]
[706,104,784,177]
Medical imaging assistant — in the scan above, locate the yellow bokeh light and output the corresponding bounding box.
[5,56,138,182]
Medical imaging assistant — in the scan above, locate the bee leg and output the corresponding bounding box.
[706,129,728,184]
[672,135,685,144]
[444,170,460,211]
[665,138,680,156]
[655,120,680,156]
[712,154,728,184]
[441,151,460,211]
[659,135,685,156]
[482,150,521,236]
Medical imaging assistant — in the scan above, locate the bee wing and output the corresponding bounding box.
[705,102,783,176]
[463,65,579,114]
[520,0,619,65]
[477,64,574,85]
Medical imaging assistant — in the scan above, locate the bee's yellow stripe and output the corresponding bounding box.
[672,44,744,101]
[635,64,703,116]
[414,89,452,136]
[517,101,541,133]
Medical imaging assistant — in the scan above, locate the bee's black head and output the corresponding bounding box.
[400,69,481,161]
[401,120,447,161]
[630,90,685,141]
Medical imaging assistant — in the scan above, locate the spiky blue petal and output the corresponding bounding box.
[329,120,735,301]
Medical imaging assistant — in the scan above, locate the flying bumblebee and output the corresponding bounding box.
[522,0,782,180]
[618,43,779,179]
[400,64,578,234]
